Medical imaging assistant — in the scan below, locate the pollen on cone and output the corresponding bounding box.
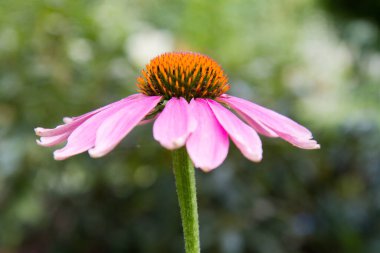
[136,52,230,100]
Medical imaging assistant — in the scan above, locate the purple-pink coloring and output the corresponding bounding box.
[35,93,320,171]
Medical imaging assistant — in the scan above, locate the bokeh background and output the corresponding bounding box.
[1,0,380,252]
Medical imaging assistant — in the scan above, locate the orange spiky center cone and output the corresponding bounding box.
[136,52,230,100]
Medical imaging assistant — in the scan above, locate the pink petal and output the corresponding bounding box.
[219,95,320,149]
[234,112,278,137]
[89,96,162,158]
[218,95,278,137]
[53,100,133,160]
[207,99,262,162]
[35,120,86,138]
[277,132,320,149]
[36,132,71,147]
[186,99,229,172]
[35,94,143,137]
[70,94,143,121]
[153,97,196,150]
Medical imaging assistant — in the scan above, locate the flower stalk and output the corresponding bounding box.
[172,147,200,253]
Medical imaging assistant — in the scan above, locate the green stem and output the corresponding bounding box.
[172,147,200,253]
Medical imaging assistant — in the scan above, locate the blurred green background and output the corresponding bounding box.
[0,0,380,252]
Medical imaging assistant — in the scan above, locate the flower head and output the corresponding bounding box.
[35,52,319,171]
[137,52,229,100]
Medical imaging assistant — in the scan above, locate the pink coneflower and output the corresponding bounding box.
[35,52,319,171]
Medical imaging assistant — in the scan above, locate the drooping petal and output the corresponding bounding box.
[35,94,143,137]
[186,99,229,172]
[153,97,196,150]
[53,100,132,160]
[235,112,278,137]
[218,95,278,137]
[219,95,320,149]
[277,132,320,149]
[70,94,143,121]
[36,132,71,147]
[89,95,162,158]
[207,99,262,162]
[35,120,86,138]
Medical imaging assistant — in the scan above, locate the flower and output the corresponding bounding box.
[35,52,319,172]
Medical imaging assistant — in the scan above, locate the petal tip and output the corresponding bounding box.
[34,127,43,135]
[53,151,67,161]
[36,138,50,147]
[157,138,186,150]
[198,166,215,173]
[88,148,106,158]
[292,139,321,150]
[193,160,220,172]
[63,117,73,123]
[252,154,263,162]
[303,138,320,149]
[172,137,187,149]
[242,148,263,162]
